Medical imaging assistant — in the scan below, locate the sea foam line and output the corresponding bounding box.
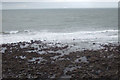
[0,29,118,44]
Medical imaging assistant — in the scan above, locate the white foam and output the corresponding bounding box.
[0,29,118,44]
[28,57,46,63]
[9,31,19,34]
[75,56,88,63]
[20,44,29,48]
[0,47,7,53]
[19,56,26,59]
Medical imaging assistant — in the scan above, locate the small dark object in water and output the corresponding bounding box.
[31,40,34,43]
[73,39,75,40]
[93,43,96,45]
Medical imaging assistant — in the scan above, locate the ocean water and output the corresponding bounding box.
[1,8,118,46]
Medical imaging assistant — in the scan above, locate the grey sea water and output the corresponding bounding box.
[2,8,118,32]
[1,8,118,47]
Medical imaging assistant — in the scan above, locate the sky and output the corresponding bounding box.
[1,0,119,9]
[1,0,119,2]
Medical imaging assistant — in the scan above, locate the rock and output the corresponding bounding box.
[73,39,75,40]
[93,43,96,45]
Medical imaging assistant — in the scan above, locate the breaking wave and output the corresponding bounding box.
[1,30,31,34]
[0,29,118,44]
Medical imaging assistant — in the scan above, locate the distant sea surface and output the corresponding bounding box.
[1,8,118,47]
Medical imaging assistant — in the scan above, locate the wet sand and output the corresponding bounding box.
[1,40,120,79]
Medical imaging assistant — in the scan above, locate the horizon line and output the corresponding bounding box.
[2,7,118,10]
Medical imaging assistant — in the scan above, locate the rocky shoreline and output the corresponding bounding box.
[1,40,120,80]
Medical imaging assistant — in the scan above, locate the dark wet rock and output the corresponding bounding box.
[93,43,96,45]
[1,41,119,79]
[31,40,34,43]
[73,39,75,40]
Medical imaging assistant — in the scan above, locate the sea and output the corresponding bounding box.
[1,8,118,49]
